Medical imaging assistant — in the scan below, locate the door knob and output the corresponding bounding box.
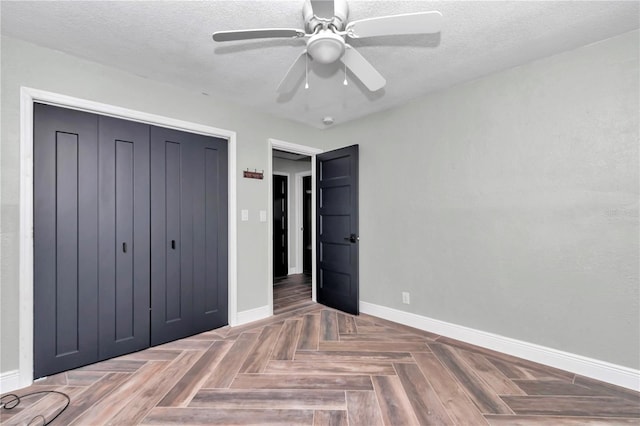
[344,234,359,243]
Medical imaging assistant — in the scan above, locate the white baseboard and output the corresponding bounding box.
[0,370,22,394]
[288,267,298,275]
[236,305,271,326]
[360,301,640,392]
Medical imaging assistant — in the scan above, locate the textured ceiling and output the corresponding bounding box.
[2,1,638,129]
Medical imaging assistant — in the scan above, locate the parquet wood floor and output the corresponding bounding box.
[2,281,638,425]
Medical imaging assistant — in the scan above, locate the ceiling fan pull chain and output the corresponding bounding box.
[343,62,348,86]
[305,54,309,89]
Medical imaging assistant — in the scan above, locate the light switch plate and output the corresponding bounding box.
[241,209,249,221]
[259,210,267,222]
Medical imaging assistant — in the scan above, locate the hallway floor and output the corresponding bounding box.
[273,273,312,315]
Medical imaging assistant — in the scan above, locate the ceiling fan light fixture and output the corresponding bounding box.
[307,32,345,64]
[211,1,443,94]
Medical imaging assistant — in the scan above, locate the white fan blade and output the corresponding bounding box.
[309,0,334,18]
[213,28,305,42]
[277,51,308,94]
[340,45,385,91]
[346,11,442,38]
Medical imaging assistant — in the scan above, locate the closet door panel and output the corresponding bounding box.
[115,141,135,338]
[98,116,150,359]
[150,126,194,345]
[164,141,183,321]
[192,137,228,332]
[34,103,99,378]
[34,104,229,376]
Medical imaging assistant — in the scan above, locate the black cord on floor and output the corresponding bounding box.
[1,390,70,425]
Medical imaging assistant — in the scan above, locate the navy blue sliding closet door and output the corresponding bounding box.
[192,136,228,333]
[34,103,100,378]
[150,127,228,345]
[34,104,228,377]
[150,127,194,344]
[98,116,151,359]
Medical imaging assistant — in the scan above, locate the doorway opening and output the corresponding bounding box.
[268,140,322,316]
[272,149,311,314]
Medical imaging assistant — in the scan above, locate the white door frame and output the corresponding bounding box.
[267,139,322,315]
[272,171,292,275]
[17,86,238,389]
[295,171,312,275]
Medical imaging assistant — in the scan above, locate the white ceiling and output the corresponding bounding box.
[2,1,638,129]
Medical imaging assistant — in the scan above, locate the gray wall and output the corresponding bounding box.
[273,157,312,273]
[324,30,639,369]
[1,29,638,377]
[0,36,331,373]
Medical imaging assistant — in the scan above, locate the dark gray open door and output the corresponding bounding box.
[316,145,359,315]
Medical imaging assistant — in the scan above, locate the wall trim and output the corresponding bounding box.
[15,86,238,393]
[360,301,640,392]
[236,305,271,326]
[0,370,22,394]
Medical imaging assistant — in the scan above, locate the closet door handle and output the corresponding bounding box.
[171,240,176,250]
[122,242,127,253]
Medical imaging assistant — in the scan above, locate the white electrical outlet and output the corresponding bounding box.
[402,292,410,304]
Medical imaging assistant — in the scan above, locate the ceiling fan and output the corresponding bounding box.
[212,0,442,93]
